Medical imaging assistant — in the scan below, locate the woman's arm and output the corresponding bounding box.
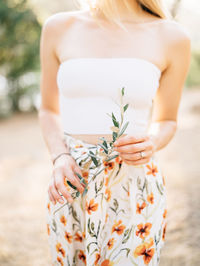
[148,23,191,152]
[38,14,85,204]
[113,23,191,165]
[38,14,69,162]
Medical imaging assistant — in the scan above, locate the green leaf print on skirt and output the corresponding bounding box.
[45,137,167,265]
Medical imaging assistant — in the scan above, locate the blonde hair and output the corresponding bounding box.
[75,0,170,30]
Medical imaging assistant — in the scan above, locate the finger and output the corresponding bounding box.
[53,172,74,203]
[64,169,85,194]
[51,177,66,204]
[73,165,87,188]
[58,183,74,203]
[48,189,56,205]
[133,158,151,165]
[113,134,149,147]
[123,157,150,165]
[120,150,153,161]
[123,159,149,165]
[115,140,152,153]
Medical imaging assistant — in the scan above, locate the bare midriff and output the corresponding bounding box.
[69,134,127,145]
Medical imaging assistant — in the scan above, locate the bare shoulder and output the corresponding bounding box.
[158,19,191,70]
[40,9,88,58]
[42,9,86,33]
[160,19,191,50]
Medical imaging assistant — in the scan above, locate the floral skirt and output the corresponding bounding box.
[45,134,167,266]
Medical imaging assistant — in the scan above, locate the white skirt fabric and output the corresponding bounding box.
[45,134,167,266]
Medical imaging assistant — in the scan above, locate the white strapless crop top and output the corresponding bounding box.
[57,57,161,134]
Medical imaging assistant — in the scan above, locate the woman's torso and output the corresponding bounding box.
[54,9,169,145]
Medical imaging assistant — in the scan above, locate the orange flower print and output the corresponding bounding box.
[136,201,147,214]
[82,171,89,183]
[103,161,115,174]
[104,168,108,175]
[163,209,167,219]
[64,179,71,191]
[105,177,109,186]
[47,202,50,212]
[74,231,85,242]
[105,213,109,223]
[78,250,86,265]
[115,156,123,164]
[136,223,152,239]
[101,259,114,266]
[147,192,154,204]
[107,237,115,249]
[75,144,83,148]
[95,253,101,265]
[57,256,64,266]
[65,231,73,243]
[46,137,168,265]
[60,215,67,226]
[86,198,98,215]
[99,147,104,155]
[56,242,66,257]
[133,237,155,265]
[146,162,158,177]
[111,219,126,235]
[47,223,50,235]
[105,188,111,202]
[162,223,167,241]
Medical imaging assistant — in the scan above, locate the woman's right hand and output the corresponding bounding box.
[48,154,86,205]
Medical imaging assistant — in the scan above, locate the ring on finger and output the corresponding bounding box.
[140,151,146,159]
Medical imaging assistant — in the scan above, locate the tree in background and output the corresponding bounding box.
[0,0,41,117]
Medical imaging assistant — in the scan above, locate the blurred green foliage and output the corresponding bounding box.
[185,51,200,88]
[0,0,41,117]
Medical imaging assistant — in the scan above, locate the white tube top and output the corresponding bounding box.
[57,57,161,134]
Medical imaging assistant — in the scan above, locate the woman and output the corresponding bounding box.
[38,0,191,265]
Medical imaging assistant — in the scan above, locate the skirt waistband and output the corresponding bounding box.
[63,132,99,148]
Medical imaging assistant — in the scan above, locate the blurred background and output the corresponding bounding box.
[0,0,199,265]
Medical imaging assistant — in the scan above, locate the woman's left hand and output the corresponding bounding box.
[113,134,156,165]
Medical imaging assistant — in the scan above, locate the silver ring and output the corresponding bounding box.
[140,151,145,159]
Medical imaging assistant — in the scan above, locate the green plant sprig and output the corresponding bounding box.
[67,87,130,199]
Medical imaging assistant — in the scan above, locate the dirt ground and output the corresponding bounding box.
[0,89,200,266]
